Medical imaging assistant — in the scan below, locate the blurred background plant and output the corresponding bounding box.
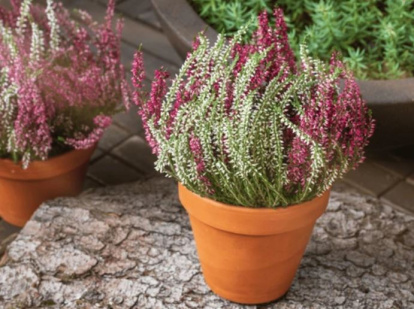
[0,0,131,167]
[190,0,414,80]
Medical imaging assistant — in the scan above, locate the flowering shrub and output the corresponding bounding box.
[0,0,131,167]
[133,9,374,208]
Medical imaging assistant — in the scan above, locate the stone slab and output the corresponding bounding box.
[343,160,401,197]
[98,124,131,151]
[113,105,145,136]
[370,153,414,178]
[0,177,413,308]
[112,135,156,174]
[381,180,414,214]
[87,155,143,185]
[117,0,162,29]
[136,10,162,30]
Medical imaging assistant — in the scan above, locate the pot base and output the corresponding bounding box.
[204,273,290,305]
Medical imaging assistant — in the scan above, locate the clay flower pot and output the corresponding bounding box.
[179,183,330,304]
[0,147,95,227]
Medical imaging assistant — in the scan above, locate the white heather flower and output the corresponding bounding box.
[30,23,44,61]
[16,0,32,36]
[45,0,60,50]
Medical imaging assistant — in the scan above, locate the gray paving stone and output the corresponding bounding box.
[90,148,105,162]
[136,10,161,30]
[0,221,20,244]
[117,0,161,29]
[381,181,414,214]
[120,14,181,66]
[97,0,125,4]
[117,0,152,17]
[113,106,144,135]
[331,179,359,194]
[83,176,103,190]
[112,135,156,174]
[88,155,143,185]
[370,153,414,178]
[343,160,401,197]
[98,124,131,151]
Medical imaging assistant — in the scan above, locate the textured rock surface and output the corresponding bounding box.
[0,177,413,309]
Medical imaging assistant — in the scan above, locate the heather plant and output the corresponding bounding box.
[190,0,414,80]
[133,9,374,208]
[0,0,131,168]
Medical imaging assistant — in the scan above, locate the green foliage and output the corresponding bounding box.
[190,0,414,80]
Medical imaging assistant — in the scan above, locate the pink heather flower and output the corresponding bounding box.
[272,8,296,74]
[130,51,145,111]
[14,77,52,160]
[286,138,311,190]
[146,69,169,124]
[0,0,131,166]
[105,0,115,29]
[189,135,213,192]
[66,115,112,149]
[186,36,201,60]
[132,51,145,90]
[137,69,169,154]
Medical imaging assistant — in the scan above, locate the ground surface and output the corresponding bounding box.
[0,0,414,277]
[0,177,413,308]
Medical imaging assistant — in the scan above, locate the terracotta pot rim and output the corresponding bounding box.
[0,146,96,181]
[180,183,327,212]
[178,183,330,236]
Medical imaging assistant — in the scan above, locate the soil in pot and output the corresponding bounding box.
[0,147,95,227]
[179,183,330,304]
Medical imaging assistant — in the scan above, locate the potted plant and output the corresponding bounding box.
[0,0,132,227]
[132,9,374,304]
[151,0,414,150]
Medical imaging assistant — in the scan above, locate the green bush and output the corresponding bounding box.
[190,0,414,80]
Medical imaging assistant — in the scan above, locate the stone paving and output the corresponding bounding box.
[1,0,414,259]
[0,177,413,308]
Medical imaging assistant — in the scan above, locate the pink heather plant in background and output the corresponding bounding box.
[0,0,133,168]
[132,9,374,208]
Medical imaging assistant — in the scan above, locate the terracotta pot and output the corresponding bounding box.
[179,183,330,304]
[0,147,95,227]
[151,0,414,151]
